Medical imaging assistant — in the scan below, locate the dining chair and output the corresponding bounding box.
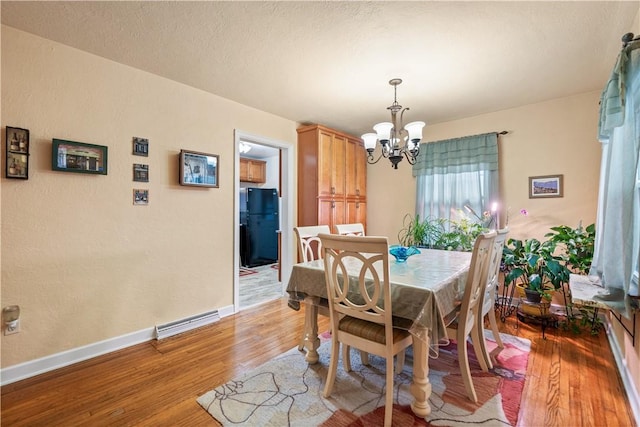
[293,225,331,351]
[476,227,509,369]
[334,223,365,236]
[445,230,497,403]
[319,233,413,427]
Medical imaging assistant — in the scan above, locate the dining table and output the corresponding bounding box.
[286,248,472,418]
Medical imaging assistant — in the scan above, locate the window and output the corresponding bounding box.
[413,133,499,227]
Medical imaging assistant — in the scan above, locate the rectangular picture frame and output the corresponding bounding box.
[133,163,149,182]
[133,137,149,157]
[179,149,219,188]
[6,126,30,179]
[52,139,108,175]
[133,189,149,205]
[529,174,563,198]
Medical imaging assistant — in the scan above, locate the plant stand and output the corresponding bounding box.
[516,299,558,339]
[496,280,517,322]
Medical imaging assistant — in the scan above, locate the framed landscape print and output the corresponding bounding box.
[529,174,563,198]
[52,139,108,175]
[179,149,219,188]
[6,126,30,179]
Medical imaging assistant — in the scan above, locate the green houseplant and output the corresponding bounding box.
[398,213,490,252]
[544,222,596,275]
[502,237,571,302]
[398,214,447,248]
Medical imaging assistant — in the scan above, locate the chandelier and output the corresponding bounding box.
[361,79,425,169]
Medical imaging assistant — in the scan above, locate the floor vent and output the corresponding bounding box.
[155,310,220,340]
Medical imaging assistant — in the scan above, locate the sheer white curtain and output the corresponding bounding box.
[592,40,640,300]
[413,133,499,226]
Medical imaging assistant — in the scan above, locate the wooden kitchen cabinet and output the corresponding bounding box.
[297,124,366,233]
[239,158,266,183]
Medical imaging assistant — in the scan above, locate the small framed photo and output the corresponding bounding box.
[6,126,30,179]
[529,174,563,198]
[179,149,219,188]
[52,139,108,175]
[133,137,149,156]
[133,163,149,182]
[7,151,29,179]
[133,189,149,205]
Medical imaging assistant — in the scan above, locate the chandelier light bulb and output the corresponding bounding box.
[404,121,426,142]
[373,122,393,142]
[361,133,378,151]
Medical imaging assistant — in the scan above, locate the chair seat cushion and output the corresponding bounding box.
[339,316,411,344]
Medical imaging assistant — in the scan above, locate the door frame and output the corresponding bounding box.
[233,130,294,311]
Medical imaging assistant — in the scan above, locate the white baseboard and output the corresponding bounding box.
[606,320,640,425]
[0,304,235,386]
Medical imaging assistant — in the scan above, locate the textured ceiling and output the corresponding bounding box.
[1,1,637,138]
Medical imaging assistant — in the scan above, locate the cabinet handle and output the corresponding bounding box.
[331,202,335,208]
[356,189,360,196]
[356,202,360,208]
[331,186,335,195]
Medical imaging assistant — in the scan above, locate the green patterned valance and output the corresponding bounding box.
[412,132,498,177]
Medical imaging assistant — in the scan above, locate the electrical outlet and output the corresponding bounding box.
[5,319,20,335]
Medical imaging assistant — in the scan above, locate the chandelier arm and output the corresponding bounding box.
[404,149,418,165]
[400,107,409,130]
[366,151,386,165]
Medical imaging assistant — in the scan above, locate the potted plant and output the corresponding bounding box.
[435,217,487,252]
[502,237,571,303]
[544,222,595,275]
[398,214,446,248]
[398,213,490,252]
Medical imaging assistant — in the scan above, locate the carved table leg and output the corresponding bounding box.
[303,296,320,364]
[410,330,432,418]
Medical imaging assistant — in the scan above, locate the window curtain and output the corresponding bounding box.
[591,40,640,306]
[413,133,499,226]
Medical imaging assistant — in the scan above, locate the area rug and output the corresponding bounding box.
[239,267,257,277]
[197,331,530,426]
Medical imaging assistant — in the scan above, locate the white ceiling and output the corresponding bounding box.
[1,1,638,139]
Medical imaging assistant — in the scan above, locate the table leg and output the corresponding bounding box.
[409,330,432,418]
[303,297,320,364]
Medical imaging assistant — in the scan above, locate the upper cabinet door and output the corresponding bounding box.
[354,140,367,198]
[318,131,345,197]
[240,158,266,183]
[346,138,366,198]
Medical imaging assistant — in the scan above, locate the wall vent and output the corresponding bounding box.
[154,310,220,340]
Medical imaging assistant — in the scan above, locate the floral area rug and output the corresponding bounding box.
[197,331,530,426]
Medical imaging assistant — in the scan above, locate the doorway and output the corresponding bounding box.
[234,130,294,310]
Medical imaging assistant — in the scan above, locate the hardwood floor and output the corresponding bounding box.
[1,297,636,426]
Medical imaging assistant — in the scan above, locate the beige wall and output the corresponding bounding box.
[0,26,298,367]
[367,90,601,243]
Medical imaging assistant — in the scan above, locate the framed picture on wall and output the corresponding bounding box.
[133,163,149,182]
[133,189,149,205]
[179,149,219,188]
[52,139,108,175]
[133,137,149,156]
[6,126,30,179]
[529,174,563,198]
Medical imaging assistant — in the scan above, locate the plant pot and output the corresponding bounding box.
[524,288,542,303]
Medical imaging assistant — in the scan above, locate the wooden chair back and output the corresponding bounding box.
[457,231,497,338]
[320,233,390,327]
[334,223,365,236]
[293,225,331,262]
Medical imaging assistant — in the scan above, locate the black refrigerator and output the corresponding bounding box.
[242,188,279,267]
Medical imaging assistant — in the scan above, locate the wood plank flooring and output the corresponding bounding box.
[1,297,636,426]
